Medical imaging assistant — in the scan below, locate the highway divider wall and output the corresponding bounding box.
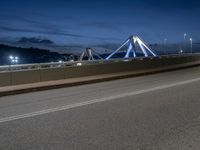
[0,54,200,87]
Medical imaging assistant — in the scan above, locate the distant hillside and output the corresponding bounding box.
[0,44,78,65]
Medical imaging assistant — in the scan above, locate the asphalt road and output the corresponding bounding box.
[0,66,200,150]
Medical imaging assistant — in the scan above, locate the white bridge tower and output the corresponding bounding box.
[106,35,157,60]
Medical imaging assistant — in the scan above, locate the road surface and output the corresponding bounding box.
[0,66,200,150]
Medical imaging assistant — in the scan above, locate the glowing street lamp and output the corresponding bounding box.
[163,38,167,55]
[189,38,193,54]
[9,56,19,64]
[182,33,187,53]
[9,56,14,60]
[164,38,167,44]
[184,33,187,41]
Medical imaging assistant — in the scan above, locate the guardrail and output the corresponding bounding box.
[0,53,199,72]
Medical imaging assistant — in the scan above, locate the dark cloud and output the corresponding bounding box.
[17,37,54,44]
[0,25,122,42]
[0,26,84,38]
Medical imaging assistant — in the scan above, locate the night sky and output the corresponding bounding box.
[0,0,199,53]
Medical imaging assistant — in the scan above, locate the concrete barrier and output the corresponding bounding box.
[0,54,200,87]
[11,70,40,85]
[0,72,11,87]
[40,68,65,81]
[63,55,200,79]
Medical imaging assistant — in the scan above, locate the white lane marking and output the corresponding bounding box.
[0,78,200,123]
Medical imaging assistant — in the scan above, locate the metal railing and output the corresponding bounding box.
[0,53,199,73]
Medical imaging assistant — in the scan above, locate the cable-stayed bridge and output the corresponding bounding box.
[80,35,157,61]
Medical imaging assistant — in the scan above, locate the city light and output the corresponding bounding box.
[9,56,14,60]
[9,55,19,64]
[77,63,82,66]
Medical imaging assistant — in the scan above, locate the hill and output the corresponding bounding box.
[0,44,77,65]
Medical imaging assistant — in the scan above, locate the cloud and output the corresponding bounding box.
[0,25,122,42]
[0,15,123,43]
[0,26,85,38]
[17,37,54,44]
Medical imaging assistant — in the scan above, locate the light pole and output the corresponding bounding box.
[189,38,193,54]
[184,33,187,41]
[164,38,167,55]
[183,33,187,53]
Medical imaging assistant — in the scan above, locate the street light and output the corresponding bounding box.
[184,33,187,41]
[189,38,193,54]
[164,38,167,44]
[9,56,14,60]
[183,33,187,53]
[9,56,19,64]
[164,38,167,55]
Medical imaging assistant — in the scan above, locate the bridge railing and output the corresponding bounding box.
[0,53,199,72]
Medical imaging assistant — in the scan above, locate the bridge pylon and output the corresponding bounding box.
[106,35,157,60]
[79,48,103,61]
